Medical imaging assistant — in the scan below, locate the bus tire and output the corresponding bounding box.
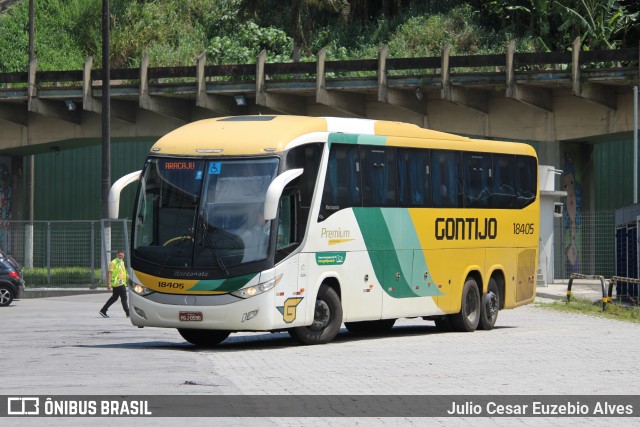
[478,278,500,330]
[289,284,342,345]
[345,319,396,334]
[451,277,481,332]
[177,329,230,347]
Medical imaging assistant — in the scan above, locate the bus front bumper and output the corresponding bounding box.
[128,289,277,331]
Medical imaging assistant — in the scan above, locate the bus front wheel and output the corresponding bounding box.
[289,284,343,345]
[451,277,481,332]
[478,278,500,330]
[178,328,230,347]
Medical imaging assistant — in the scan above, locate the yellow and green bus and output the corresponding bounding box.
[112,115,539,346]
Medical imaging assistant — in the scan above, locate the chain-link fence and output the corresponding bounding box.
[0,220,130,288]
[553,209,640,305]
[554,210,616,280]
[0,213,633,299]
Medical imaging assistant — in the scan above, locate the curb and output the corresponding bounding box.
[535,291,565,301]
[21,288,110,299]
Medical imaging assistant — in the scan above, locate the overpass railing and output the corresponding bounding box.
[1,40,637,99]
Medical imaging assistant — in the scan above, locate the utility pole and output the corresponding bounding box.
[634,85,638,204]
[101,0,111,283]
[28,0,34,66]
[25,0,35,268]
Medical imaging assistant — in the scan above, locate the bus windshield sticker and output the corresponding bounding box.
[209,162,222,175]
[195,170,203,180]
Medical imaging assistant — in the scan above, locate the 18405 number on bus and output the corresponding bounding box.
[513,223,535,235]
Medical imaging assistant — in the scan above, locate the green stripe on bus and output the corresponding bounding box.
[328,133,387,146]
[353,207,442,298]
[328,133,359,145]
[357,135,387,146]
[189,273,257,292]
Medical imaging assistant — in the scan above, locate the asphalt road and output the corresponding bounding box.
[2,293,639,426]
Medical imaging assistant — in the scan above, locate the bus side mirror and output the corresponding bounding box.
[263,169,303,220]
[108,170,142,219]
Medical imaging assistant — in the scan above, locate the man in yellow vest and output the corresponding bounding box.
[99,250,129,318]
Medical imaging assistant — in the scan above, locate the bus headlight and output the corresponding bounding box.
[231,275,282,299]
[132,283,154,296]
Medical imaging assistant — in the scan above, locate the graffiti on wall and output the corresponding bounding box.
[0,156,23,252]
[0,160,12,249]
[562,150,583,275]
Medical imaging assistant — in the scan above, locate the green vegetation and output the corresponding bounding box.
[0,0,637,73]
[537,297,640,323]
[24,267,103,287]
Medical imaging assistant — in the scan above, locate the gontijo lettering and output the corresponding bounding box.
[435,217,497,240]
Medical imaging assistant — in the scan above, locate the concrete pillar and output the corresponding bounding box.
[539,165,567,285]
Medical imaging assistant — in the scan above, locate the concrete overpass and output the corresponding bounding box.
[0,39,638,167]
[0,40,638,279]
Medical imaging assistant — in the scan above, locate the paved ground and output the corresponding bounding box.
[2,292,638,426]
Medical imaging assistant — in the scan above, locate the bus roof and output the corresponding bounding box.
[150,115,536,157]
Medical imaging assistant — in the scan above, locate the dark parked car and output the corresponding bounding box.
[0,251,24,307]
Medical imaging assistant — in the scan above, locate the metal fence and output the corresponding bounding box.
[0,213,629,294]
[1,220,130,288]
[553,210,616,281]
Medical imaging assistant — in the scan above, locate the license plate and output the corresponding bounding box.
[179,311,203,321]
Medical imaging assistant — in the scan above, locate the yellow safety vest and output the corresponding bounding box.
[109,259,128,287]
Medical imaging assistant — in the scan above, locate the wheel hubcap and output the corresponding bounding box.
[311,299,331,331]
[0,289,10,304]
[465,290,478,322]
[486,291,498,318]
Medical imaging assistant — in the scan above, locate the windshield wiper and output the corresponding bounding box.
[197,210,229,276]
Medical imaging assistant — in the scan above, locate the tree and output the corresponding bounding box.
[555,0,638,49]
[238,0,350,54]
[479,0,638,50]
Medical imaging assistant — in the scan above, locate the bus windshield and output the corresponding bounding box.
[133,157,280,272]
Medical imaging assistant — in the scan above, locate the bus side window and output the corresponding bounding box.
[285,143,322,209]
[285,143,323,242]
[463,152,492,208]
[516,155,537,208]
[431,150,460,208]
[275,193,299,263]
[493,154,516,208]
[319,144,361,221]
[277,195,294,249]
[362,146,397,207]
[398,149,430,207]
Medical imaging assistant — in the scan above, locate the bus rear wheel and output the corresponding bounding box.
[345,319,396,334]
[178,329,230,347]
[451,277,481,332]
[478,278,500,330]
[289,284,342,345]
